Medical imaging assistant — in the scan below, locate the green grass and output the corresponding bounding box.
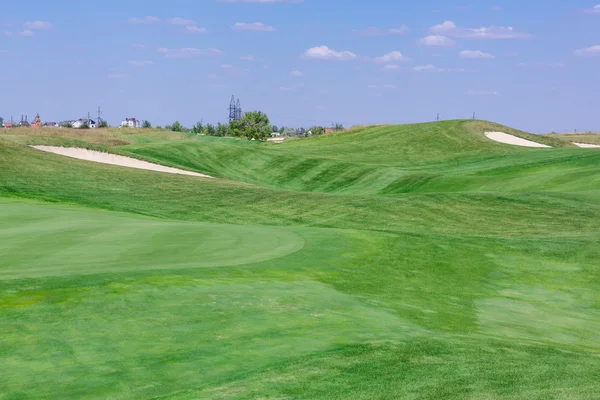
[1,120,600,399]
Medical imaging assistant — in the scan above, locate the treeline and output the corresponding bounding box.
[150,111,344,141]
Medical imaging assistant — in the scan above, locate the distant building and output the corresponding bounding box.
[31,114,43,127]
[121,117,141,128]
[72,118,96,129]
[44,122,58,127]
[2,122,13,128]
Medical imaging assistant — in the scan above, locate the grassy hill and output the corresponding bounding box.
[1,121,600,399]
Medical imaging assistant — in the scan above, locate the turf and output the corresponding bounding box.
[1,120,600,399]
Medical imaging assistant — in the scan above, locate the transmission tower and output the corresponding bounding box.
[229,95,237,122]
[236,98,242,121]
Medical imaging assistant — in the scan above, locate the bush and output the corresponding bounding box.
[79,123,90,129]
[170,121,184,132]
[216,123,229,137]
[98,120,108,128]
[229,111,271,141]
[310,126,326,136]
[142,120,152,129]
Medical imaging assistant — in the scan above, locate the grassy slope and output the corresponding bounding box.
[1,122,600,399]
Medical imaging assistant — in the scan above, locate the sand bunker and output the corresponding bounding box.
[573,142,600,148]
[485,132,552,148]
[32,146,212,178]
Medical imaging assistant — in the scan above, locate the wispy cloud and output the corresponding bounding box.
[467,89,499,96]
[133,44,145,49]
[240,55,260,61]
[413,64,465,72]
[291,70,304,77]
[460,50,495,59]
[304,46,357,60]
[128,60,153,67]
[5,29,34,37]
[418,35,456,47]
[186,25,207,33]
[374,51,408,63]
[219,0,302,2]
[157,47,223,58]
[23,20,53,30]
[584,4,600,14]
[353,25,409,36]
[166,17,195,25]
[429,20,533,39]
[233,22,277,31]
[575,45,600,56]
[280,82,305,91]
[129,16,161,24]
[382,64,401,70]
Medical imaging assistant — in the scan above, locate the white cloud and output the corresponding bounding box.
[429,20,533,39]
[368,85,378,89]
[128,60,153,67]
[240,55,261,61]
[5,29,34,37]
[419,35,456,47]
[467,89,499,96]
[575,45,600,56]
[460,50,495,59]
[186,25,207,33]
[219,0,302,2]
[353,25,409,36]
[304,46,357,61]
[413,65,465,72]
[374,51,408,63]
[280,82,305,91]
[23,20,53,30]
[129,16,161,24]
[167,17,196,25]
[291,70,304,77]
[584,5,600,13]
[133,44,145,49]
[382,64,400,70]
[108,73,129,79]
[221,64,233,69]
[157,47,223,58]
[233,22,277,31]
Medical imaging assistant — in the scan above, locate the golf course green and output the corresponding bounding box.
[1,120,600,399]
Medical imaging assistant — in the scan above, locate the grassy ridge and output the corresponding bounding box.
[1,121,600,399]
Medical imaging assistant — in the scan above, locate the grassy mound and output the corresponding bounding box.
[1,121,600,399]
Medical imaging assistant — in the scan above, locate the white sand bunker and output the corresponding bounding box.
[32,146,212,178]
[485,132,552,148]
[573,142,600,148]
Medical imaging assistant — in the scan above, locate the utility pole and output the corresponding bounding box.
[472,112,476,120]
[436,113,440,122]
[97,106,102,124]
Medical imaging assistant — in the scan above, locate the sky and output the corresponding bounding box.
[1,0,599,133]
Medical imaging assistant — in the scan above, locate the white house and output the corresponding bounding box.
[121,117,141,128]
[72,119,96,129]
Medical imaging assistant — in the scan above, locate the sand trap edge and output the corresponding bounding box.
[573,142,600,149]
[31,146,213,178]
[484,132,552,148]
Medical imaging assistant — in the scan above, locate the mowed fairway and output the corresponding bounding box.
[1,121,600,399]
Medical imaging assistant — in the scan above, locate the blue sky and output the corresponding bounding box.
[1,0,599,132]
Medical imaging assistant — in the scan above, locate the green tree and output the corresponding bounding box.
[60,122,73,128]
[170,121,184,132]
[191,121,204,135]
[98,120,108,128]
[229,111,272,141]
[155,126,163,130]
[205,123,216,136]
[0,117,4,126]
[216,122,229,137]
[310,126,325,136]
[272,125,278,132]
[79,122,90,129]
[142,120,152,129]
[279,126,285,134]
[333,122,344,131]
